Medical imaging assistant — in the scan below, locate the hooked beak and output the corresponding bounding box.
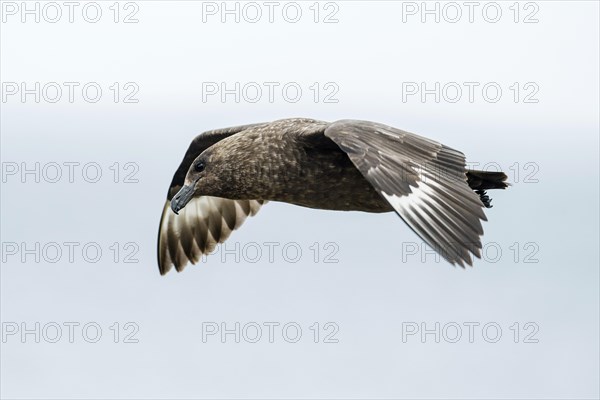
[170,183,196,215]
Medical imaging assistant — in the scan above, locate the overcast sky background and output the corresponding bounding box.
[1,1,599,399]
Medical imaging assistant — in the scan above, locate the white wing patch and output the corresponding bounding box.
[381,173,484,267]
[158,196,265,274]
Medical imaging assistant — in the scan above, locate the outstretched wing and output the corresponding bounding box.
[324,120,487,267]
[158,123,267,275]
[158,197,265,275]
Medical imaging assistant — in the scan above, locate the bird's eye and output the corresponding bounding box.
[195,162,205,172]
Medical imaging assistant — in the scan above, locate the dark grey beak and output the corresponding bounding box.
[170,184,195,215]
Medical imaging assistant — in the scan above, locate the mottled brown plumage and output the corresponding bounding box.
[157,118,508,275]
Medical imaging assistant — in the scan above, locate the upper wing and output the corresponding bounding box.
[324,120,487,267]
[158,123,267,275]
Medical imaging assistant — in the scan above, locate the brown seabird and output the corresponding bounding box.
[157,118,507,275]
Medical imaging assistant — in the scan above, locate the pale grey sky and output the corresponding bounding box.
[1,1,599,399]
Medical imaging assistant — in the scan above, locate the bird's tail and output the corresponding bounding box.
[466,170,508,208]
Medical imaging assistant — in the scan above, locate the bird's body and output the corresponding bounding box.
[158,118,508,275]
[205,119,393,212]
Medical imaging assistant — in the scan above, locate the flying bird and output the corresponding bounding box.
[157,118,507,275]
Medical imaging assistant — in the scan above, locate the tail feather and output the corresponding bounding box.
[466,170,508,208]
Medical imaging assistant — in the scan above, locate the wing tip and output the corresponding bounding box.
[158,264,170,276]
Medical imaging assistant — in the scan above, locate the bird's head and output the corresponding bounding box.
[170,150,219,214]
[171,139,261,214]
